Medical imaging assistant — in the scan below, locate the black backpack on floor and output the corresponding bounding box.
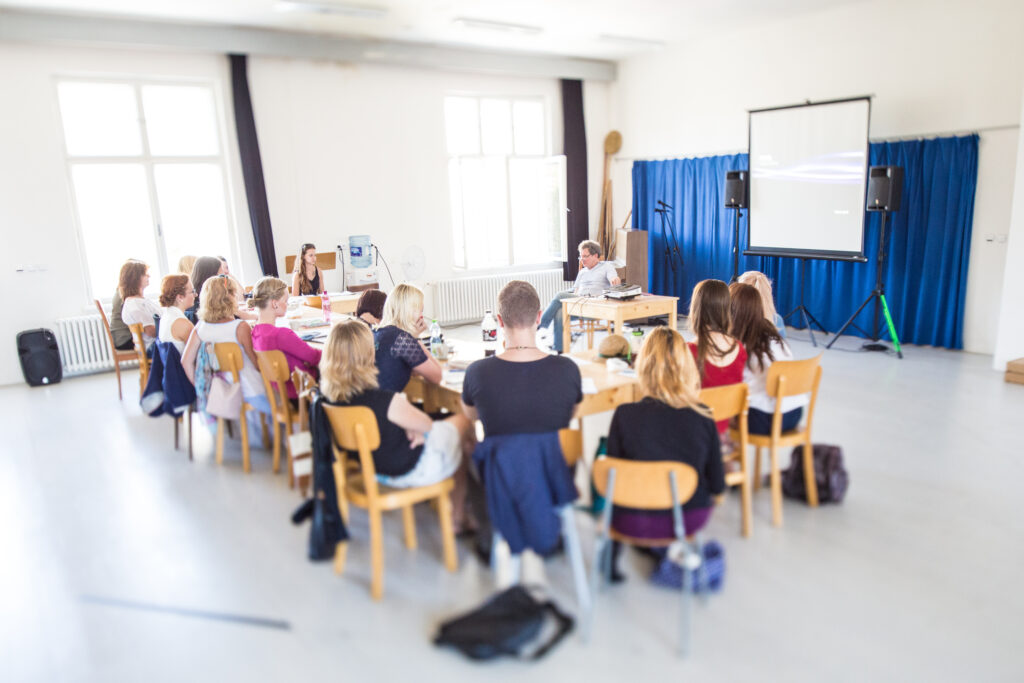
[782,444,849,503]
[434,586,574,661]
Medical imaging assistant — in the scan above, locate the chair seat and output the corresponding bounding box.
[113,350,136,362]
[723,471,746,487]
[344,472,454,511]
[748,429,808,448]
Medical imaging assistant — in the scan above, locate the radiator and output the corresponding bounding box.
[55,314,131,377]
[431,269,571,325]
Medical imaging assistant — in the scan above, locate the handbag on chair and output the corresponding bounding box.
[206,375,241,419]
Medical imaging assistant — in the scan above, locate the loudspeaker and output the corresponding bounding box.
[724,170,748,208]
[866,165,903,212]
[17,328,62,387]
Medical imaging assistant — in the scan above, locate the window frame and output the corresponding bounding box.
[53,75,240,306]
[444,93,565,272]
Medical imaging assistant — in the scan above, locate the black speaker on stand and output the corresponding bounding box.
[724,170,748,282]
[18,328,63,386]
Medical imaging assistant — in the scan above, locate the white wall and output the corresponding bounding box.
[0,43,258,387]
[609,0,1024,355]
[993,87,1024,369]
[247,57,611,298]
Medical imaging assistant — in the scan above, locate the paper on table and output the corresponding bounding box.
[567,355,592,367]
[581,377,598,395]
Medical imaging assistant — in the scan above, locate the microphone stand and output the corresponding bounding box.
[654,200,683,294]
[336,243,352,295]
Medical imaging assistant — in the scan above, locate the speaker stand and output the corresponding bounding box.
[783,258,829,347]
[827,211,903,358]
[729,206,743,283]
[654,203,683,293]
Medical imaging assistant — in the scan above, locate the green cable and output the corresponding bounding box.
[880,294,902,354]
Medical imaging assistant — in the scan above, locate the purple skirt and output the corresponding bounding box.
[612,506,713,540]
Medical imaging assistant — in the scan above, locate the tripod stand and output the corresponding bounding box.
[827,211,903,358]
[654,200,683,292]
[729,206,743,282]
[784,258,829,347]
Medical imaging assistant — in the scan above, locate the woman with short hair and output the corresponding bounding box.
[158,274,195,354]
[355,289,387,327]
[118,259,161,349]
[604,326,725,581]
[373,283,441,391]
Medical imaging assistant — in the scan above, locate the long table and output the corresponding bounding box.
[561,293,678,351]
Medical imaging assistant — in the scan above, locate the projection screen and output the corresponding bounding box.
[746,97,870,260]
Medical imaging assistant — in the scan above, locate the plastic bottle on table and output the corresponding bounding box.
[321,291,331,323]
[481,310,498,357]
[429,319,443,358]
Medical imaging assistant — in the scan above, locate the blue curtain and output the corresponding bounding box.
[631,134,978,349]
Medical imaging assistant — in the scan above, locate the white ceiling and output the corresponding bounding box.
[1,0,867,60]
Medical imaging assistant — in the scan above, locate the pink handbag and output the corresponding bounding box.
[206,375,242,418]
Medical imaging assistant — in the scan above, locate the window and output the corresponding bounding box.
[56,79,234,299]
[444,95,566,270]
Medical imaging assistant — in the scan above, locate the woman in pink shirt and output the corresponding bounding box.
[250,276,321,399]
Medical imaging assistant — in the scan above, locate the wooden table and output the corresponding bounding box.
[299,293,361,315]
[561,294,678,352]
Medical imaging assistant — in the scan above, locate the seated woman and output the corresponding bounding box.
[250,276,322,399]
[355,289,387,327]
[373,283,441,392]
[729,283,808,435]
[158,274,196,355]
[738,270,786,339]
[118,259,161,350]
[177,255,197,275]
[606,326,725,581]
[687,279,746,434]
[291,243,325,296]
[320,320,473,528]
[185,256,224,323]
[181,276,266,410]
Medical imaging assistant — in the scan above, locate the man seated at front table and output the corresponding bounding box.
[539,239,621,353]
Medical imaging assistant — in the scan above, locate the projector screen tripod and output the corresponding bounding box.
[827,211,903,358]
[654,200,684,292]
[784,258,829,347]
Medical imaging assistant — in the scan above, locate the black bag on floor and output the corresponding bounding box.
[782,444,849,503]
[434,586,574,661]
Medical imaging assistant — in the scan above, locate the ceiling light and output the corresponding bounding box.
[452,17,543,35]
[275,1,389,19]
[598,34,665,49]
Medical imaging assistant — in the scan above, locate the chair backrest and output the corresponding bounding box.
[213,342,244,384]
[284,251,336,274]
[592,457,698,510]
[256,349,292,421]
[128,323,149,369]
[291,368,317,430]
[95,299,118,351]
[559,428,583,467]
[765,353,823,398]
[699,383,748,422]
[322,404,382,497]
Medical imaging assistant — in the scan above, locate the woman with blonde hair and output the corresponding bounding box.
[320,320,474,527]
[251,276,321,399]
[181,276,265,408]
[373,283,441,392]
[291,243,325,296]
[177,255,198,276]
[604,326,725,581]
[738,270,786,338]
[688,279,746,434]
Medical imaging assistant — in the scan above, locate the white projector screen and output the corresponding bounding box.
[747,97,870,260]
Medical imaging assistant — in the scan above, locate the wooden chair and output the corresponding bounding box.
[290,369,317,496]
[591,457,703,655]
[558,428,584,467]
[95,299,138,400]
[700,383,752,537]
[323,404,457,600]
[212,343,269,473]
[256,350,303,487]
[749,354,824,527]
[127,323,150,394]
[284,251,336,274]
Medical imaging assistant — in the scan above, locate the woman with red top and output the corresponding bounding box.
[250,276,321,400]
[687,278,746,433]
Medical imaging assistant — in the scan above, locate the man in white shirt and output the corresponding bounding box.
[539,240,621,352]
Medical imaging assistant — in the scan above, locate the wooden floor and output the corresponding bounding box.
[3,328,1023,682]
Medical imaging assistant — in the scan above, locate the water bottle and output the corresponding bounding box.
[321,291,331,323]
[630,328,644,354]
[481,310,498,357]
[429,319,443,358]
